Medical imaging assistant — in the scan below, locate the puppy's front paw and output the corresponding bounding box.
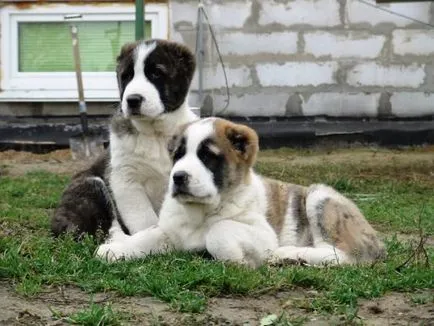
[95,243,127,263]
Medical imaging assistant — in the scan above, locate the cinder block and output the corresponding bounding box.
[256,62,338,87]
[210,93,289,116]
[171,2,198,27]
[347,63,425,88]
[303,93,380,117]
[346,2,430,27]
[390,92,434,117]
[304,31,386,59]
[191,66,252,90]
[393,30,434,56]
[259,0,340,27]
[218,32,298,56]
[171,1,251,29]
[206,1,252,29]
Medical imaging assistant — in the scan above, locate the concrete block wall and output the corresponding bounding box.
[170,0,434,118]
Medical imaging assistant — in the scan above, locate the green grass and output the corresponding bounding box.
[0,152,433,318]
[51,302,126,325]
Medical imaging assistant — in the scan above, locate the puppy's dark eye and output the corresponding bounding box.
[151,71,161,79]
[149,64,167,80]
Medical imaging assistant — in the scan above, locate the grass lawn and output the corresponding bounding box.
[0,148,433,325]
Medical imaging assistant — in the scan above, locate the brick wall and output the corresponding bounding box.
[170,0,434,118]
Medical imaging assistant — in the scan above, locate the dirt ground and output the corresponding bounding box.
[1,149,433,325]
[1,283,433,326]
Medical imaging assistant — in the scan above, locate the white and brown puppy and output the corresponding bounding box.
[52,39,198,238]
[96,118,386,267]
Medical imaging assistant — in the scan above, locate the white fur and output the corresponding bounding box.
[121,42,164,119]
[109,104,198,234]
[278,193,302,246]
[98,167,352,266]
[169,118,219,203]
[272,245,347,265]
[97,119,356,267]
[108,40,198,235]
[96,172,278,268]
[97,119,278,267]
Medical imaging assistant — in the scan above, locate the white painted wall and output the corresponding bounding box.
[171,0,434,118]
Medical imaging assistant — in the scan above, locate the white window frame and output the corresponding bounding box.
[0,3,168,102]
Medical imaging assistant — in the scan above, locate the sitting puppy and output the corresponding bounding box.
[96,118,386,267]
[51,39,198,238]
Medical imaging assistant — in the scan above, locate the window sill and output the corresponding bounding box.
[0,90,119,102]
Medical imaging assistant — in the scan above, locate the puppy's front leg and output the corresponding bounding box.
[206,219,278,268]
[96,226,173,262]
[110,174,159,234]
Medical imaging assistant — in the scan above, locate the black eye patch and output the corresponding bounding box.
[118,63,134,99]
[145,63,168,82]
[172,137,186,163]
[197,139,225,189]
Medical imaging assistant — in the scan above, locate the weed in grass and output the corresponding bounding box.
[410,292,434,305]
[51,302,127,326]
[260,313,308,326]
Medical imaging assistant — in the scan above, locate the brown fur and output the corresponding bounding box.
[214,118,258,172]
[213,118,259,188]
[263,178,290,234]
[263,180,315,246]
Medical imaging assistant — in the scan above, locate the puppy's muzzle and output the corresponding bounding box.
[126,94,145,115]
[172,171,190,196]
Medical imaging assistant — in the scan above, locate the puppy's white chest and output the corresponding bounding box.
[159,203,209,251]
[112,133,171,176]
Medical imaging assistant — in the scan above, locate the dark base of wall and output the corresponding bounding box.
[1,116,433,152]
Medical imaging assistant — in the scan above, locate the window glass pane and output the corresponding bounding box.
[19,21,151,72]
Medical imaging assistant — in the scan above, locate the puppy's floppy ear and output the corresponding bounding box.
[216,119,259,167]
[117,42,137,63]
[116,41,138,98]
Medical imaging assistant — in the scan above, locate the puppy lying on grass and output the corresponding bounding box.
[96,118,386,267]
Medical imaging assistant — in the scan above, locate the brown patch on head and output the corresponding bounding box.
[213,118,259,169]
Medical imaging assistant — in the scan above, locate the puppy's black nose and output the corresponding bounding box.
[173,171,189,187]
[126,94,144,113]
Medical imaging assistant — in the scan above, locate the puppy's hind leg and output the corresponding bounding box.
[272,245,348,266]
[305,184,385,264]
[272,184,352,266]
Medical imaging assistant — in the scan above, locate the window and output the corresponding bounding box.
[0,3,168,101]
